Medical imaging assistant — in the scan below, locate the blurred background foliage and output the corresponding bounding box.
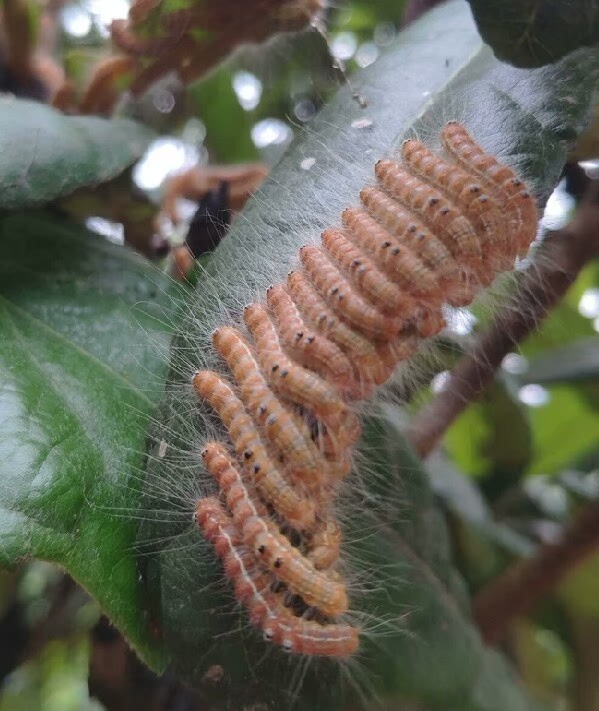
[1,0,599,709]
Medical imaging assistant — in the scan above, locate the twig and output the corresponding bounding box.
[1,0,35,83]
[407,177,599,459]
[474,500,599,645]
[569,613,599,711]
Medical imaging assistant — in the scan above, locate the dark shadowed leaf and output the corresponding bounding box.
[467,0,599,68]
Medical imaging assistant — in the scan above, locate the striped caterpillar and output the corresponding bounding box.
[191,122,538,658]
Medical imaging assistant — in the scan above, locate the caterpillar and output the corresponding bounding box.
[266,283,358,395]
[212,326,324,482]
[195,497,359,658]
[192,123,538,661]
[192,370,317,529]
[201,443,348,616]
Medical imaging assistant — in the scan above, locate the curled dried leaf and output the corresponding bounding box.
[110,0,325,96]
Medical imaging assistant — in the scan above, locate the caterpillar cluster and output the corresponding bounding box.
[191,122,538,659]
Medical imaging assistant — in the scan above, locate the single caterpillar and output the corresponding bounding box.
[192,123,538,660]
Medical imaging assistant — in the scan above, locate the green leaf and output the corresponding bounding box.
[467,0,599,68]
[527,385,599,475]
[0,99,154,210]
[0,636,101,711]
[558,550,599,619]
[427,453,534,591]
[1,0,597,707]
[140,1,598,707]
[510,621,572,707]
[445,378,532,492]
[0,212,175,670]
[525,337,599,384]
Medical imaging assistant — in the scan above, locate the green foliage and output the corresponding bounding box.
[0,100,154,209]
[0,213,175,670]
[467,0,599,68]
[1,1,599,709]
[0,637,102,711]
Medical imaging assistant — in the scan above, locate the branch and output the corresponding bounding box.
[474,500,599,645]
[407,177,599,459]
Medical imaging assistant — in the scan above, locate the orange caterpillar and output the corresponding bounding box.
[192,123,538,659]
[202,443,347,616]
[192,371,316,529]
[212,326,324,483]
[266,284,357,395]
[196,498,359,657]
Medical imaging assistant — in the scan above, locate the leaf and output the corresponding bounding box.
[140,1,598,708]
[558,550,599,619]
[467,0,599,68]
[0,98,154,210]
[0,636,101,711]
[445,377,532,493]
[525,337,599,384]
[0,212,175,670]
[510,620,572,707]
[527,386,599,475]
[427,453,535,589]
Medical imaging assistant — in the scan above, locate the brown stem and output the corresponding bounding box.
[407,178,599,459]
[1,0,35,83]
[474,500,599,645]
[569,614,599,711]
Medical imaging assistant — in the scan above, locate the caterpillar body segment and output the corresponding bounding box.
[190,123,539,660]
[252,524,348,616]
[341,207,442,303]
[324,230,443,340]
[192,371,316,529]
[286,269,389,388]
[212,327,321,481]
[243,303,353,482]
[441,122,538,256]
[299,245,407,341]
[202,444,348,616]
[259,610,360,658]
[401,138,512,276]
[266,284,359,396]
[195,497,359,657]
[243,304,349,421]
[358,186,473,306]
[307,519,342,570]
[375,159,483,269]
[321,227,416,317]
